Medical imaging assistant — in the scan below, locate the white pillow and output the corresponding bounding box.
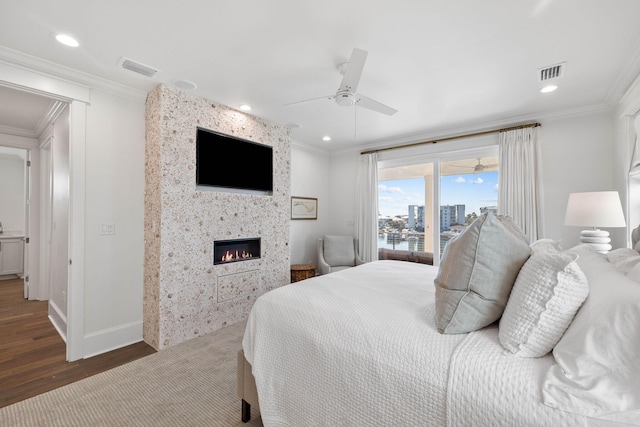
[606,247,640,284]
[607,247,640,273]
[627,263,640,284]
[499,239,588,357]
[542,245,640,423]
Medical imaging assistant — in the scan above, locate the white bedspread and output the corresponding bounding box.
[242,260,589,426]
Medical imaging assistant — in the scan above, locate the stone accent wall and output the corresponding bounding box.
[144,84,291,350]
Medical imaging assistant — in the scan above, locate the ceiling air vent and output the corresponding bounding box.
[119,57,159,78]
[538,62,566,82]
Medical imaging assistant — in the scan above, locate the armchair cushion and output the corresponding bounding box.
[323,235,356,267]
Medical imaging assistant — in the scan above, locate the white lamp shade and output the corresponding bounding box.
[564,191,626,228]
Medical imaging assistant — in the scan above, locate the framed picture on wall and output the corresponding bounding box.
[291,196,317,220]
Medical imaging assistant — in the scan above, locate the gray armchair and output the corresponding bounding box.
[317,235,364,275]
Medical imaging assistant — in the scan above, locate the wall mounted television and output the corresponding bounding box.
[196,127,273,195]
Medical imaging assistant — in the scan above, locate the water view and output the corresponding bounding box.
[378,231,458,255]
[377,233,425,251]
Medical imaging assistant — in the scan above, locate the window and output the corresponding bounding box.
[378,149,498,265]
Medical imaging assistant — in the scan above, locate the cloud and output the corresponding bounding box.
[454,177,466,183]
[379,184,405,194]
[472,178,484,184]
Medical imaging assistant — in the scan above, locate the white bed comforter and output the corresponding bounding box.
[242,260,588,427]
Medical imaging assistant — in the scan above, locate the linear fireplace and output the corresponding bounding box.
[214,238,261,265]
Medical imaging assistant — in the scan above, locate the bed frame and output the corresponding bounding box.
[237,349,259,423]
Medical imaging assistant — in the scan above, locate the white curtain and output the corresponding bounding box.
[355,152,379,262]
[498,127,543,241]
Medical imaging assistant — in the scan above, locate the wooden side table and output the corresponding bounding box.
[290,264,316,283]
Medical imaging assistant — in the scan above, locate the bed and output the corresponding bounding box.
[238,214,640,426]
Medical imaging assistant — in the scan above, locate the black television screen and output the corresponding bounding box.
[196,127,273,195]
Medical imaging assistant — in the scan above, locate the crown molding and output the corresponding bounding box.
[620,72,640,117]
[607,41,640,107]
[0,46,147,103]
[336,103,613,157]
[290,138,331,155]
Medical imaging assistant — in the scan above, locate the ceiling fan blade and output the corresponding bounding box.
[338,48,367,93]
[283,95,334,107]
[356,94,398,116]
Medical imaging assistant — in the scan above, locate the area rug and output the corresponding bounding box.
[0,320,262,427]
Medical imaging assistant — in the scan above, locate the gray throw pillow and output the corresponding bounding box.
[434,212,531,334]
[323,235,356,267]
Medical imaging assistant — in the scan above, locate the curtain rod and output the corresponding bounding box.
[360,122,541,155]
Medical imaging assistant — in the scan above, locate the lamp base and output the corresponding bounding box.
[580,229,611,253]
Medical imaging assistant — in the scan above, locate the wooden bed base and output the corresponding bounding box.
[237,349,259,423]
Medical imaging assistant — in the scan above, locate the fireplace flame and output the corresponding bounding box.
[221,250,254,263]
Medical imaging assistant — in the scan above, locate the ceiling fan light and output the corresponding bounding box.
[335,91,356,107]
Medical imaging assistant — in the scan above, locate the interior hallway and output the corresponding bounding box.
[0,277,156,408]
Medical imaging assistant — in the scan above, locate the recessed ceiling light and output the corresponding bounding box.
[239,104,252,111]
[55,34,79,47]
[173,79,197,90]
[540,85,558,93]
[322,136,331,141]
[286,122,302,129]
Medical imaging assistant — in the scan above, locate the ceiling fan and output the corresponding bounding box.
[449,158,499,174]
[284,48,398,116]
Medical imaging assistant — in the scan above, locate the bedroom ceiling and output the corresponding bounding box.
[1,1,640,151]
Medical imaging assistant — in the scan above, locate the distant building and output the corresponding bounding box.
[440,204,465,231]
[408,205,425,231]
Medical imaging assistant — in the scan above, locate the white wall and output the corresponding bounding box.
[327,150,361,238]
[538,110,616,249]
[289,142,331,265]
[83,89,145,355]
[319,111,620,254]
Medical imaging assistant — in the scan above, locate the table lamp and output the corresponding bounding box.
[563,191,626,253]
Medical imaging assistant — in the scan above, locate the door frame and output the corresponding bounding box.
[0,61,89,361]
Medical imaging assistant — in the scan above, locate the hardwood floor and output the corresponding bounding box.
[0,277,156,408]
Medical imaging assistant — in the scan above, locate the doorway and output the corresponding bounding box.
[0,84,71,355]
[0,146,27,294]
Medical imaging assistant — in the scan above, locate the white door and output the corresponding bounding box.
[49,106,70,328]
[23,150,31,298]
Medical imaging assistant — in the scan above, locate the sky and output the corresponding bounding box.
[378,171,498,218]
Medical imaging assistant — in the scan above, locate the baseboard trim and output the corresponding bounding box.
[83,321,143,359]
[48,301,67,343]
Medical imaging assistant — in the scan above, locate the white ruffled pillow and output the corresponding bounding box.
[498,239,589,357]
